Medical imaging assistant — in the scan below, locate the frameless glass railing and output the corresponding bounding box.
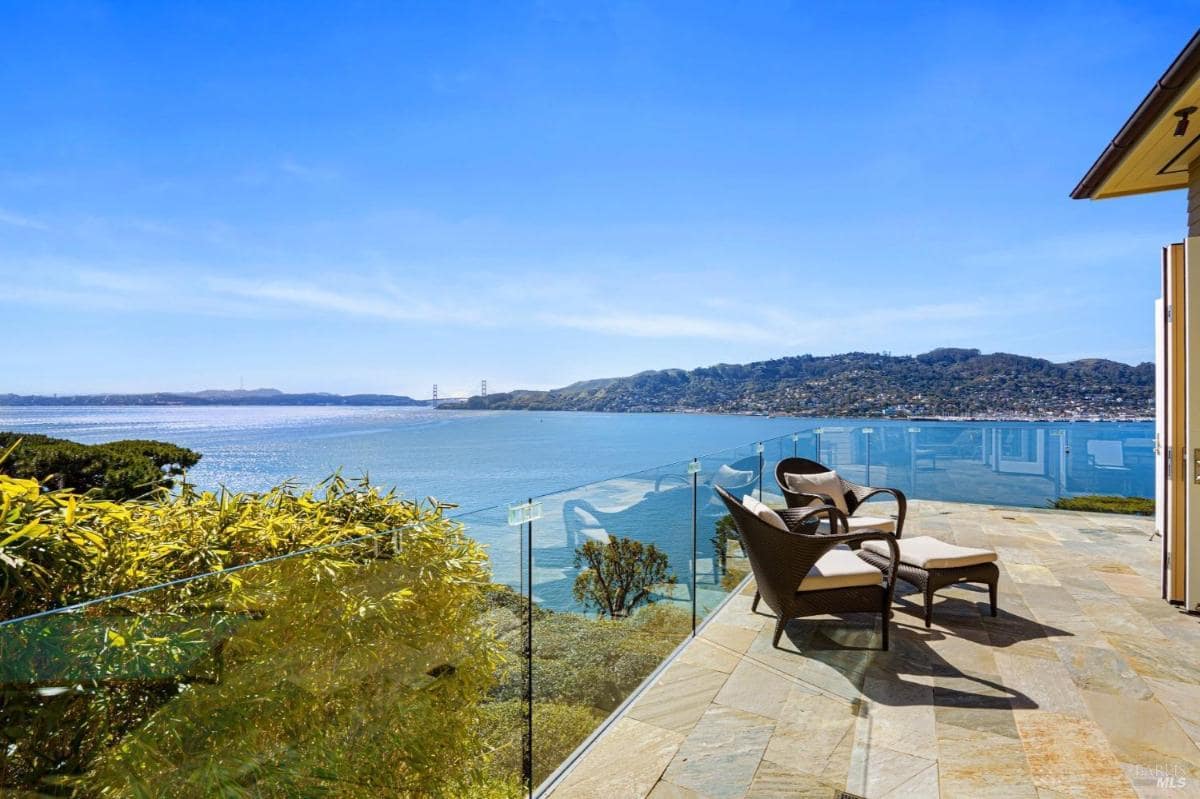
[0,419,1153,797]
[789,419,1154,507]
[0,511,528,797]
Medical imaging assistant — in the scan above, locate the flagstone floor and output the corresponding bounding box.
[547,501,1200,799]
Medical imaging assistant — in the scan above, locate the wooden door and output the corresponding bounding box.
[1164,242,1187,603]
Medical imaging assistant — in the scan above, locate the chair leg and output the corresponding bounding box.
[988,580,998,617]
[772,617,787,649]
[881,596,890,651]
[924,587,934,629]
[751,590,761,613]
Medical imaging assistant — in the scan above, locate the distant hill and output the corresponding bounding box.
[441,348,1154,419]
[0,388,425,407]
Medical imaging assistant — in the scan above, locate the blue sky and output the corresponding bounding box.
[1,2,1195,397]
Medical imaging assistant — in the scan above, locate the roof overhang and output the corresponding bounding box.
[1072,29,1200,200]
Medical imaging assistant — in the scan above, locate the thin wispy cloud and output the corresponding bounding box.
[4,262,1011,353]
[0,208,49,231]
[536,310,775,342]
[279,159,340,182]
[964,230,1166,270]
[207,278,491,326]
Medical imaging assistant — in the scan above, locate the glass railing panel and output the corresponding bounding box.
[848,424,905,519]
[1060,421,1156,500]
[787,428,820,462]
[452,503,529,795]
[846,421,1064,508]
[760,432,796,504]
[815,419,1157,510]
[529,461,695,788]
[0,516,525,798]
[696,441,762,623]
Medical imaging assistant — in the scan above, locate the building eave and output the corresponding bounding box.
[1071,29,1200,200]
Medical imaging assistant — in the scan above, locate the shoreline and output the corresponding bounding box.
[0,404,1154,425]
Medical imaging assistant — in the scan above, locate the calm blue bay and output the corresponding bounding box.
[0,406,1154,512]
[0,407,839,508]
[0,406,1155,609]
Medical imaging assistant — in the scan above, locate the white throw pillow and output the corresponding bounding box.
[743,494,788,531]
[784,470,848,514]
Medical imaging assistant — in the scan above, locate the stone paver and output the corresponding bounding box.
[548,501,1200,799]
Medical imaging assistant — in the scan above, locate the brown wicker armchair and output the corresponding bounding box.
[775,457,908,537]
[715,486,898,650]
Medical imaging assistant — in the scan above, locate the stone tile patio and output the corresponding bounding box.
[548,500,1200,799]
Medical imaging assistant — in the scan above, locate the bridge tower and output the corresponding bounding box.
[481,379,487,398]
[432,384,438,406]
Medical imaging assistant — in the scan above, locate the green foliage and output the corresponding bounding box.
[0,470,439,622]
[529,605,688,709]
[0,467,706,796]
[721,563,750,593]
[573,537,675,619]
[483,590,689,784]
[1052,494,1155,515]
[479,700,605,787]
[711,513,739,574]
[0,432,201,500]
[0,474,516,797]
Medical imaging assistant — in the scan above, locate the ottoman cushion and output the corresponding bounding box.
[861,535,996,570]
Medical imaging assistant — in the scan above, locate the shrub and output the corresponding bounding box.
[0,474,517,797]
[1051,494,1154,516]
[721,562,750,592]
[0,472,441,622]
[479,700,605,787]
[0,433,201,500]
[482,590,689,785]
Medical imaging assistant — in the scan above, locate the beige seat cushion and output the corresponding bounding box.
[743,494,787,531]
[861,535,997,570]
[816,514,896,534]
[798,548,883,591]
[783,470,849,514]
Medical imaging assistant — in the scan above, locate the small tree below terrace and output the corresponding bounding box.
[572,536,675,619]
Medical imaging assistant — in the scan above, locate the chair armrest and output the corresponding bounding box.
[779,504,848,535]
[839,530,901,586]
[852,486,908,538]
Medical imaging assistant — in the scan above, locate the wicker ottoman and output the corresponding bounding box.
[856,536,998,628]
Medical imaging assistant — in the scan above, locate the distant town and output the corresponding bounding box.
[441,348,1154,420]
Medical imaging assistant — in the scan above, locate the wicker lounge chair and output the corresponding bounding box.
[715,486,898,650]
[774,458,998,627]
[775,457,907,536]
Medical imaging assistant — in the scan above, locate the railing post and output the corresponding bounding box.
[525,499,533,796]
[689,458,700,634]
[863,427,874,486]
[756,442,764,501]
[908,426,920,494]
[509,499,542,796]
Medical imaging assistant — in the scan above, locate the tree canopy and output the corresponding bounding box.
[0,432,201,500]
[573,536,675,618]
